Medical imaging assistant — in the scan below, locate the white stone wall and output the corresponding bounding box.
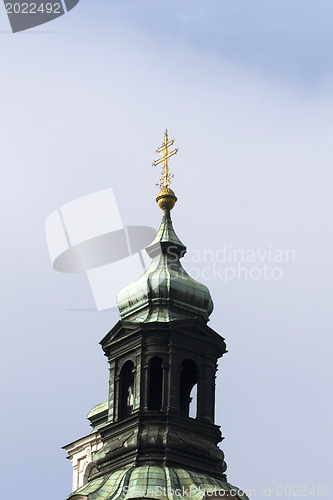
[63,432,103,492]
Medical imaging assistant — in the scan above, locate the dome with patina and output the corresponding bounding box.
[117,208,213,323]
[67,464,249,500]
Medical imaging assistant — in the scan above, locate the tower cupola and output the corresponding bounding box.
[64,131,249,500]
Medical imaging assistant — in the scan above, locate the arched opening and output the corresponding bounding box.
[82,462,98,486]
[180,359,198,417]
[148,356,163,411]
[119,360,134,419]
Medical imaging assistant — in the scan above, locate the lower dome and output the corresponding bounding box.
[68,465,249,500]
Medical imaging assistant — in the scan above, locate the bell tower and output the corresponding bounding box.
[64,131,249,500]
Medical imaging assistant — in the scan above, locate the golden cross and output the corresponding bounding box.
[153,129,178,189]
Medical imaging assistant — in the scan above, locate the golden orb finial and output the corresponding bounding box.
[156,187,178,210]
[153,130,178,210]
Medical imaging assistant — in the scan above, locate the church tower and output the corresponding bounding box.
[64,131,249,500]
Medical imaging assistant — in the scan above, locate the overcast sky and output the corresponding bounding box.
[0,2,332,499]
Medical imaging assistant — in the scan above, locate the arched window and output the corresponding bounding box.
[148,357,163,411]
[119,360,134,419]
[180,359,198,417]
[82,463,97,486]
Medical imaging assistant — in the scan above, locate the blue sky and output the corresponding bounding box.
[71,0,333,87]
[0,1,332,499]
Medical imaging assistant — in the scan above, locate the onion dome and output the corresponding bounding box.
[117,199,213,324]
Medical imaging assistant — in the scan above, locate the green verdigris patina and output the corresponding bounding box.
[117,210,213,323]
[68,465,249,500]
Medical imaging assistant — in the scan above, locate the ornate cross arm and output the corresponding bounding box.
[153,130,178,189]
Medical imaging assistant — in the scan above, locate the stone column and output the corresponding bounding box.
[203,360,215,422]
[168,347,180,411]
[108,360,116,422]
[161,361,170,410]
[197,371,205,419]
[142,362,149,411]
[134,352,141,410]
[114,374,120,421]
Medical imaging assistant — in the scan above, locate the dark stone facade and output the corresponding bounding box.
[89,318,228,480]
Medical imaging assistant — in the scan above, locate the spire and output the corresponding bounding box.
[117,131,213,323]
